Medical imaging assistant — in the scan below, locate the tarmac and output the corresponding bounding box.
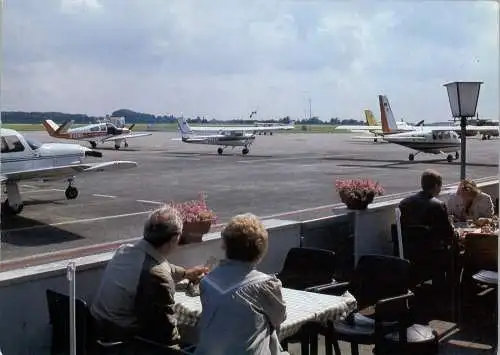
[0,130,498,268]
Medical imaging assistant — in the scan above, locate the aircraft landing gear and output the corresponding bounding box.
[65,179,79,200]
[217,147,224,155]
[124,141,129,148]
[408,153,415,161]
[90,141,97,149]
[242,147,249,155]
[374,138,378,143]
[455,152,459,159]
[1,182,23,215]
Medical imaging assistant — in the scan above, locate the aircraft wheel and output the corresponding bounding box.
[455,152,459,159]
[90,141,97,149]
[242,148,249,155]
[374,138,378,143]
[124,142,129,147]
[447,154,453,163]
[114,145,120,150]
[1,200,23,215]
[217,148,223,155]
[65,186,78,200]
[270,132,273,136]
[408,154,414,161]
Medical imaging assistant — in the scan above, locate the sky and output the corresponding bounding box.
[2,0,499,122]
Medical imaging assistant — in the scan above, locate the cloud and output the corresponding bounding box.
[2,0,498,122]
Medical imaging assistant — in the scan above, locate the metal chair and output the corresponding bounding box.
[309,254,438,355]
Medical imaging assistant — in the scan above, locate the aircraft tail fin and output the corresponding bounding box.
[379,95,398,133]
[42,120,59,136]
[177,117,194,137]
[364,110,378,126]
[415,120,425,126]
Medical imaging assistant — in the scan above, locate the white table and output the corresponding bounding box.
[174,287,357,340]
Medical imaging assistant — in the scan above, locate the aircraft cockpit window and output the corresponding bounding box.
[1,135,25,153]
[100,124,107,131]
[90,126,100,132]
[25,138,42,150]
[443,132,450,139]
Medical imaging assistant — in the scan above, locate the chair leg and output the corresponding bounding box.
[324,322,334,355]
[350,343,360,355]
[332,339,341,355]
[300,330,310,355]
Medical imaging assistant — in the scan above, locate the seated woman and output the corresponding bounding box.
[446,179,494,221]
[194,213,288,355]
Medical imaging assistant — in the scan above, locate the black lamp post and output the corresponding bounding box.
[444,81,483,180]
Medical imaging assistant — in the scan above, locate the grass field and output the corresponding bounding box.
[1,123,351,133]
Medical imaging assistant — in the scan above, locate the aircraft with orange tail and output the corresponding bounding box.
[42,117,152,150]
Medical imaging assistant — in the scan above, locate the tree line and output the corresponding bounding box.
[1,109,364,125]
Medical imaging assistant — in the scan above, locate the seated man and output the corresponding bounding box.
[398,169,457,287]
[446,179,494,221]
[90,205,208,347]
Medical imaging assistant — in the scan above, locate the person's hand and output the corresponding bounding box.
[185,266,209,283]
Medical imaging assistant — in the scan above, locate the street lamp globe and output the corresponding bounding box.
[443,81,483,180]
[444,81,483,118]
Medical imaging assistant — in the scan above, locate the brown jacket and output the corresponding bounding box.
[90,240,186,344]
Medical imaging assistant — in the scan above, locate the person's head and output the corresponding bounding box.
[143,205,183,255]
[221,213,268,264]
[421,169,443,196]
[457,179,479,202]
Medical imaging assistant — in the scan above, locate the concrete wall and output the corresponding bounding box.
[0,179,497,355]
[0,218,301,355]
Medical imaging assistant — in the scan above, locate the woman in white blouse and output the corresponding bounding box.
[446,179,494,221]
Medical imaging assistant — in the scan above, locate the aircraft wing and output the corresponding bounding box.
[335,125,381,131]
[190,125,294,132]
[1,161,137,182]
[0,175,7,183]
[429,126,499,133]
[102,133,152,142]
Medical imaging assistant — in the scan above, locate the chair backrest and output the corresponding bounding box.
[46,289,90,355]
[277,247,336,290]
[463,234,498,272]
[349,254,411,310]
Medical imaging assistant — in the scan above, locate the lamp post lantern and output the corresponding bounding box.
[443,81,483,180]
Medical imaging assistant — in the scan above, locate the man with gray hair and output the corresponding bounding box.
[90,205,208,349]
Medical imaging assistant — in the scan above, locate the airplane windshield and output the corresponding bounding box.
[25,138,42,150]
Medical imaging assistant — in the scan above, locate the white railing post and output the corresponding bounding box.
[394,208,404,259]
[67,262,76,355]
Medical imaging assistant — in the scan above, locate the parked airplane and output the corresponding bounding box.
[1,128,137,215]
[42,118,152,150]
[175,118,255,155]
[180,116,295,136]
[377,96,460,162]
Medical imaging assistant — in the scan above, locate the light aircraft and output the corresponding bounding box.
[175,118,255,155]
[42,117,152,150]
[377,95,461,162]
[180,114,295,136]
[1,128,137,215]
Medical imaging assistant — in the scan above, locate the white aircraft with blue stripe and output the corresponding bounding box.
[175,118,256,155]
[1,128,137,215]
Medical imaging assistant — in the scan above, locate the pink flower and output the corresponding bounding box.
[166,192,217,223]
[334,178,384,203]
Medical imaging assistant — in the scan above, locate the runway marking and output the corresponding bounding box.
[137,199,164,205]
[92,194,117,199]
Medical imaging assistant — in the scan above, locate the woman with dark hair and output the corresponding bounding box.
[446,179,494,221]
[194,213,288,355]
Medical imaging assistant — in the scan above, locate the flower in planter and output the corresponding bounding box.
[166,192,217,224]
[335,178,384,204]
